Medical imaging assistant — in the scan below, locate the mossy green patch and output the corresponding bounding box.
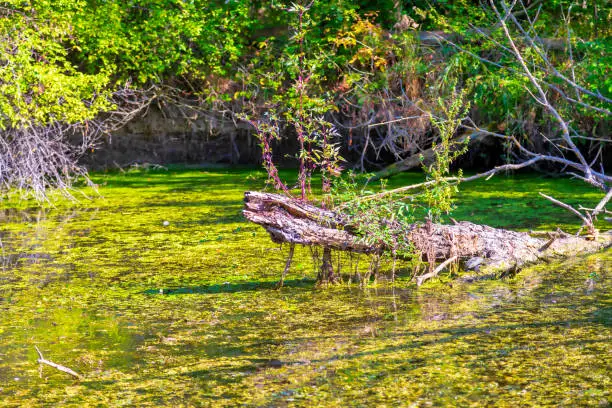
[0,169,609,406]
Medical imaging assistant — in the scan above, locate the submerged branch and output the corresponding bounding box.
[416,256,458,287]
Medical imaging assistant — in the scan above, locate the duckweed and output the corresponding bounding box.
[0,168,609,406]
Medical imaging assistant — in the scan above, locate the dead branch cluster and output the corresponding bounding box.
[0,82,232,201]
[0,86,148,201]
[462,0,611,236]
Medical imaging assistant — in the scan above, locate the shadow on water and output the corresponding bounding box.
[592,306,612,327]
[144,278,317,295]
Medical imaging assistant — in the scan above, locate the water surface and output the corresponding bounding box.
[0,169,609,406]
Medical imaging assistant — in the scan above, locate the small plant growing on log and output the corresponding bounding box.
[239,2,343,201]
[328,87,470,284]
[238,1,345,284]
[422,87,470,221]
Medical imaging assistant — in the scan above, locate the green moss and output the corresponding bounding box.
[0,169,610,406]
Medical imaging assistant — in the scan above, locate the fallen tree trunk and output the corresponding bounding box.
[244,191,611,282]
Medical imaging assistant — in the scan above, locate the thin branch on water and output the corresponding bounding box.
[34,346,83,380]
[416,256,458,287]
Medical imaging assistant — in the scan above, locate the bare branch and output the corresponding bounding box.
[491,1,592,177]
[350,156,545,205]
[416,256,458,286]
[538,192,594,235]
[35,346,83,380]
[591,188,612,219]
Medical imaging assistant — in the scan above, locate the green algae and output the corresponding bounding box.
[0,169,610,407]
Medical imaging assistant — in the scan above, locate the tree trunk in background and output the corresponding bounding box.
[371,132,489,181]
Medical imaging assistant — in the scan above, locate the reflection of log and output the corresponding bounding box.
[244,191,611,277]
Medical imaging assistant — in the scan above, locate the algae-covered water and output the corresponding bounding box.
[0,169,610,407]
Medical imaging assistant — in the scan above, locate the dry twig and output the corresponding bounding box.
[416,256,458,286]
[35,346,83,380]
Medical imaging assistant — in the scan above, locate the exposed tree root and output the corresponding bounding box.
[277,243,295,288]
[416,256,458,287]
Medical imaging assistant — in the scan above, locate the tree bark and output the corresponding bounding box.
[243,191,611,279]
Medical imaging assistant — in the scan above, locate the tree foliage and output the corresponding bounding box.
[0,1,112,129]
[0,0,609,200]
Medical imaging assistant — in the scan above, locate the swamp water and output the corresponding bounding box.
[0,169,609,407]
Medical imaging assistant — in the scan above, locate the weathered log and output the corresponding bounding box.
[244,191,612,279]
